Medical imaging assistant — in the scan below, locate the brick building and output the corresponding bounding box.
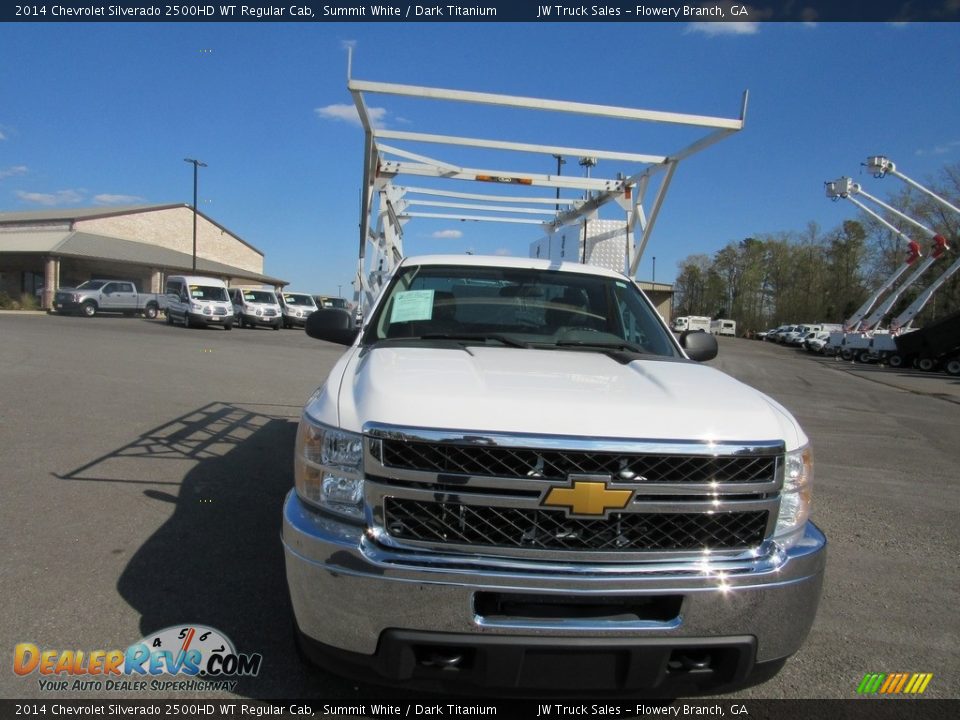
[0,204,286,308]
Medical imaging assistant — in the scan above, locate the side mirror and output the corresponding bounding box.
[680,330,718,362]
[306,308,359,346]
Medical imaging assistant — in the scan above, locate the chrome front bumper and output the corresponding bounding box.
[282,491,826,664]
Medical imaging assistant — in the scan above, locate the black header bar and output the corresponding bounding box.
[5,1,960,24]
[0,699,957,720]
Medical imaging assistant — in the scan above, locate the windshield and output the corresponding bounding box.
[76,280,107,290]
[362,264,680,357]
[189,285,228,302]
[284,294,316,307]
[242,291,277,304]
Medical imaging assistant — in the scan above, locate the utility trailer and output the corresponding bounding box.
[887,311,960,375]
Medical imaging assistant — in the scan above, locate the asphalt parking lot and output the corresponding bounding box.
[0,312,957,703]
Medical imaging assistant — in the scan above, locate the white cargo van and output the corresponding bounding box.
[230,287,282,330]
[164,275,233,330]
[278,291,318,329]
[710,319,737,336]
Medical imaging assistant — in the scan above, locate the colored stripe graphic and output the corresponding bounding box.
[858,673,933,694]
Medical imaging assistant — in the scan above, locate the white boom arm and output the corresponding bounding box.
[861,245,945,330]
[825,176,935,331]
[891,251,960,331]
[866,156,960,218]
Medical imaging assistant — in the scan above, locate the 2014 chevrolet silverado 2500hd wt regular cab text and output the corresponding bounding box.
[283,255,826,696]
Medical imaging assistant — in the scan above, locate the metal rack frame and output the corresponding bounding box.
[346,50,747,310]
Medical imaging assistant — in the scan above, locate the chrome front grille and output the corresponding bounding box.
[213,306,229,316]
[384,498,768,551]
[365,424,783,560]
[379,440,776,484]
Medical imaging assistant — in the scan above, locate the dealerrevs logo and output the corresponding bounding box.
[13,625,262,692]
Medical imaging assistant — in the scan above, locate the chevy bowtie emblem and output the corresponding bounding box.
[541,475,634,518]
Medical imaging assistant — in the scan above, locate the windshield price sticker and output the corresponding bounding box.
[390,289,435,323]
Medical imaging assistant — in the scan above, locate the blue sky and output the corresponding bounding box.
[1,21,958,295]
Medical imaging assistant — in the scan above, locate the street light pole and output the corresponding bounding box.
[183,158,207,272]
[552,154,565,212]
[578,157,597,264]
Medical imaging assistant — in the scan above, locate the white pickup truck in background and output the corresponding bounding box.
[53,279,165,319]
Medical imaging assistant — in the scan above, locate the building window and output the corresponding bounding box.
[22,271,44,297]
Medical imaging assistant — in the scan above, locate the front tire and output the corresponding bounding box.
[165,312,173,326]
[81,302,97,318]
[918,357,936,372]
[182,311,191,329]
[887,353,905,369]
[945,358,960,376]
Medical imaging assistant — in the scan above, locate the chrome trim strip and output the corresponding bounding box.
[366,467,779,496]
[359,531,790,576]
[368,481,774,514]
[364,422,786,457]
[471,613,683,632]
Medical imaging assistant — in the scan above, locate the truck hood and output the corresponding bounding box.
[317,345,805,449]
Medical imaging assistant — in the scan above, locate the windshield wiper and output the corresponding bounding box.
[552,339,649,354]
[418,333,530,349]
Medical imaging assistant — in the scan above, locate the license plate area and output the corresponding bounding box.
[474,592,683,624]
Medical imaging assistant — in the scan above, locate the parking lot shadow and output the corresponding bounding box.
[106,402,352,699]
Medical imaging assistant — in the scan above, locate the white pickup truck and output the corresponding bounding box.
[53,280,165,318]
[283,255,825,696]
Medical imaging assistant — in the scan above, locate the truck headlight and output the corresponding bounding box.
[775,445,813,537]
[190,302,202,312]
[294,416,364,521]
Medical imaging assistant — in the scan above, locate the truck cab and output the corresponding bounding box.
[283,255,825,696]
